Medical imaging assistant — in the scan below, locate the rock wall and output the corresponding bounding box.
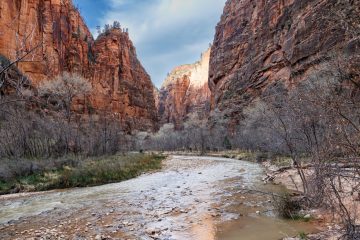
[209,0,360,120]
[90,29,157,131]
[158,48,211,128]
[0,0,93,84]
[0,0,157,131]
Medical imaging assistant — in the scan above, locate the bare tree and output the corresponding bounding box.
[0,24,42,103]
[230,52,360,238]
[38,72,92,122]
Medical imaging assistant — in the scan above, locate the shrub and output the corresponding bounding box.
[273,192,301,219]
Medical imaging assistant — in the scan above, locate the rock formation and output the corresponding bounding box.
[209,0,360,121]
[0,0,157,131]
[158,48,211,128]
[89,29,157,131]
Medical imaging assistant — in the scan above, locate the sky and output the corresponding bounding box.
[73,0,226,88]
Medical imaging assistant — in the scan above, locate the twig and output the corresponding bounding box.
[0,42,42,76]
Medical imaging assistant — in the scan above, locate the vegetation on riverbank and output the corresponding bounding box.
[0,153,165,195]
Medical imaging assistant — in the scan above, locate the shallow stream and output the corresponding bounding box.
[0,156,319,239]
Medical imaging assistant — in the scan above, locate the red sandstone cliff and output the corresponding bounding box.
[158,48,211,128]
[209,0,360,120]
[0,0,93,84]
[0,0,157,131]
[90,29,157,130]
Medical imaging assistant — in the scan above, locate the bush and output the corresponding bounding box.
[273,192,301,219]
[255,152,268,163]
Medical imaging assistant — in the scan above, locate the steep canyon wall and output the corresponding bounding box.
[0,0,157,130]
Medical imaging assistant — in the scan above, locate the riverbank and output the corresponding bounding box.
[158,151,359,239]
[264,161,359,240]
[0,153,165,195]
[0,153,356,239]
[206,150,359,240]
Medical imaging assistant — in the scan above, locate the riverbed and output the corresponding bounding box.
[0,156,319,239]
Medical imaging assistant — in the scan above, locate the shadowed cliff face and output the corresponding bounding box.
[209,0,360,121]
[0,0,157,131]
[158,48,211,128]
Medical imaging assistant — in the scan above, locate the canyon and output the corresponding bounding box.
[209,0,360,122]
[1,0,359,130]
[0,0,157,131]
[158,48,211,128]
[0,1,359,239]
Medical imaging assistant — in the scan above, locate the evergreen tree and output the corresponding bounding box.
[113,21,121,29]
[104,24,111,34]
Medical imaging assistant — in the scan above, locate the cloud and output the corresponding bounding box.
[98,0,226,87]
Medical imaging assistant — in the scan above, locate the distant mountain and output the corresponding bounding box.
[158,48,211,128]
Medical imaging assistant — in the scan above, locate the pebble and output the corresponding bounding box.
[146,227,161,235]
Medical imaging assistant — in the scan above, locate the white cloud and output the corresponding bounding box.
[99,0,226,87]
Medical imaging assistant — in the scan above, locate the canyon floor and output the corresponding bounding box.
[0,156,320,240]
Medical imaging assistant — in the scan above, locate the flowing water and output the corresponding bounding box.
[0,156,319,239]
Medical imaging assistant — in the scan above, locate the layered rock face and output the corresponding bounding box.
[89,29,157,130]
[0,0,93,84]
[0,0,157,131]
[158,48,211,128]
[209,0,360,119]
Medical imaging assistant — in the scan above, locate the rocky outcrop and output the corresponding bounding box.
[209,0,360,120]
[0,0,157,131]
[89,29,157,131]
[158,48,211,128]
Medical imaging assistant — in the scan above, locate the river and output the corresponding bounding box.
[0,155,318,239]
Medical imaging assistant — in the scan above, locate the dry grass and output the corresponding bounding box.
[0,153,165,195]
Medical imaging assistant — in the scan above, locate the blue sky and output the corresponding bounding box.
[73,0,226,88]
